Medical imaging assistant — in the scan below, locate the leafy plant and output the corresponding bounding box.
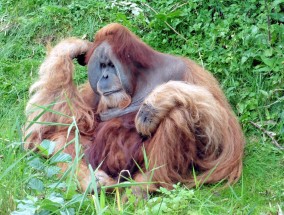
[11,140,84,215]
[137,184,196,214]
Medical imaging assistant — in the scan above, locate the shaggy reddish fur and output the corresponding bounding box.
[25,23,244,192]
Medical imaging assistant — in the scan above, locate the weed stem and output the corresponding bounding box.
[250,121,283,150]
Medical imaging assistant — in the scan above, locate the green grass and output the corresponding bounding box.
[0,0,283,214]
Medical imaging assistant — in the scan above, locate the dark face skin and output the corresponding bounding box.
[88,42,138,120]
[97,58,121,96]
[88,42,125,96]
[87,41,187,121]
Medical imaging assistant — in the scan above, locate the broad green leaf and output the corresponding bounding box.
[60,208,75,215]
[39,199,61,211]
[65,194,84,207]
[48,182,67,189]
[28,178,44,192]
[28,157,45,170]
[38,210,50,215]
[155,13,167,21]
[45,166,61,178]
[261,56,276,68]
[11,210,35,215]
[12,197,38,215]
[50,153,72,164]
[167,10,183,18]
[47,192,65,204]
[271,12,284,22]
[38,139,56,157]
[264,49,273,57]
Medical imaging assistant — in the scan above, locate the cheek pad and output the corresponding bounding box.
[88,60,101,93]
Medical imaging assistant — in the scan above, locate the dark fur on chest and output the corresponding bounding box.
[85,113,145,180]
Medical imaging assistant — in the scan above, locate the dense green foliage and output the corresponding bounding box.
[0,0,283,214]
